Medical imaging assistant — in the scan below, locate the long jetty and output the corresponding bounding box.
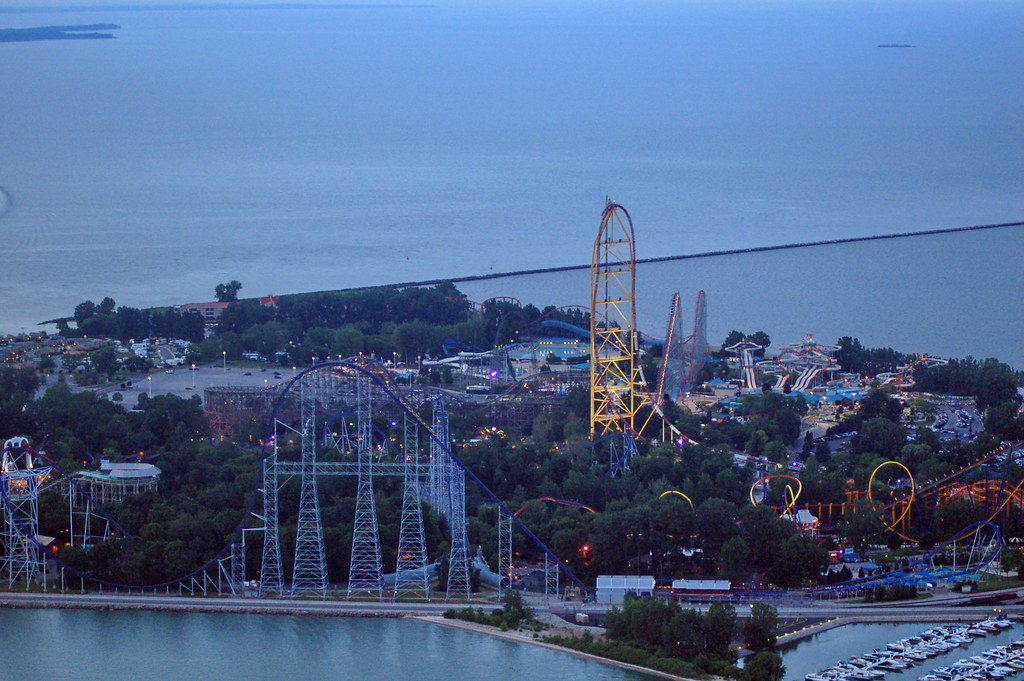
[307,220,1024,295]
[34,219,1024,326]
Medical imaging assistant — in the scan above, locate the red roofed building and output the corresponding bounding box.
[175,296,278,324]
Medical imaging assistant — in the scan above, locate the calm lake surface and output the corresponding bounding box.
[2,610,1019,681]
[0,0,1021,352]
[0,609,652,681]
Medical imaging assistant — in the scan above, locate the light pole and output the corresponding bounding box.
[191,364,195,390]
[292,366,296,379]
[222,351,226,373]
[147,375,152,398]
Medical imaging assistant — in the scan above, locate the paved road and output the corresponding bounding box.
[3,588,1021,624]
[0,590,459,616]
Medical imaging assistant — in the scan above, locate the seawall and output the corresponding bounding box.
[308,220,1024,296]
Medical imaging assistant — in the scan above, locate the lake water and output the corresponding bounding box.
[460,225,1024,368]
[0,1,1020,361]
[0,609,651,681]
[779,621,1023,681]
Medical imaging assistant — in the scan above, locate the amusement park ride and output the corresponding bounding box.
[588,202,707,466]
[1,202,1017,600]
[758,335,842,393]
[748,440,1024,592]
[0,361,594,599]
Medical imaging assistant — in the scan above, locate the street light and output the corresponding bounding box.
[147,375,152,398]
[222,351,226,373]
[191,364,196,389]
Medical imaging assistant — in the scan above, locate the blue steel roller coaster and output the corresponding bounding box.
[0,359,590,595]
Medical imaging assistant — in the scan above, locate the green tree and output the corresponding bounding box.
[841,500,882,553]
[702,602,736,658]
[743,651,785,681]
[500,588,533,626]
[745,430,769,456]
[742,602,779,651]
[740,504,796,574]
[605,593,680,650]
[722,330,745,351]
[858,388,903,423]
[763,441,787,462]
[98,296,116,315]
[214,280,243,303]
[697,498,739,564]
[975,359,1021,411]
[74,300,96,324]
[662,608,704,658]
[749,331,771,357]
[854,417,906,459]
[801,432,814,459]
[985,401,1024,440]
[814,439,831,464]
[90,345,120,380]
[333,326,365,357]
[719,536,750,582]
[1001,547,1024,578]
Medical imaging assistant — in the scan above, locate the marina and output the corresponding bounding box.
[791,618,1022,681]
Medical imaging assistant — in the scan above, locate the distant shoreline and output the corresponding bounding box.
[33,219,1024,327]
[0,24,119,42]
[0,3,430,14]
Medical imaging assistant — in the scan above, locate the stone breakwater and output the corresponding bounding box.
[291,220,1024,296]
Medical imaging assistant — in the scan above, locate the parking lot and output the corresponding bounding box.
[926,403,982,442]
[104,362,295,407]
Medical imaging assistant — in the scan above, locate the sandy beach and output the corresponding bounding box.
[410,613,710,681]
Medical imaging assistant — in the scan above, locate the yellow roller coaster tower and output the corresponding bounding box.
[590,202,642,436]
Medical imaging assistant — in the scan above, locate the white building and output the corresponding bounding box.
[595,575,655,605]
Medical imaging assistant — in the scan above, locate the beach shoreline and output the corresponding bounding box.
[409,614,708,681]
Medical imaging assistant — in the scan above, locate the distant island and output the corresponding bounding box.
[0,24,119,42]
[878,43,914,48]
